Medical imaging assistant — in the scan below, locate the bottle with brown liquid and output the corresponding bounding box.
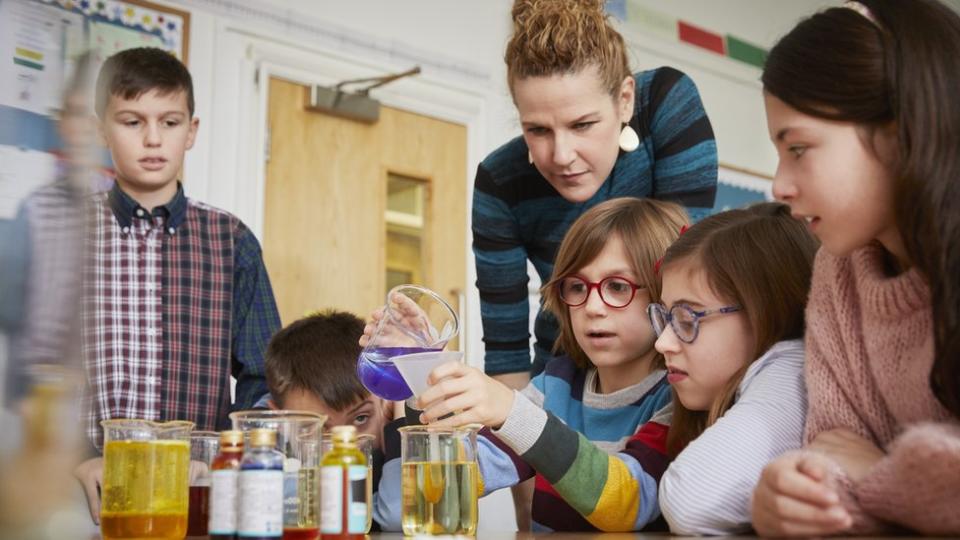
[209,430,244,540]
[320,426,368,540]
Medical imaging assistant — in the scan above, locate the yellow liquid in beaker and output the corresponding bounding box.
[100,440,189,540]
[365,465,373,533]
[401,461,479,536]
[296,466,320,528]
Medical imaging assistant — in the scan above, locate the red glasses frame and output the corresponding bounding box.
[557,275,645,308]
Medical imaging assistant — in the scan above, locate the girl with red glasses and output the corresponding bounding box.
[412,197,688,531]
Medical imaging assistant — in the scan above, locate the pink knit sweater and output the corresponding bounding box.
[804,244,960,535]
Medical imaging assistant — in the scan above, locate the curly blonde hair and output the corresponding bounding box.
[505,0,631,97]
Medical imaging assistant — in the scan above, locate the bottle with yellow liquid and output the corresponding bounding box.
[320,425,368,540]
[99,419,194,540]
[321,432,375,534]
[399,425,480,536]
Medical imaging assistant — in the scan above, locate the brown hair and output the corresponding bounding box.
[541,197,689,369]
[265,310,368,411]
[95,47,194,118]
[763,0,960,419]
[661,203,818,456]
[505,0,631,97]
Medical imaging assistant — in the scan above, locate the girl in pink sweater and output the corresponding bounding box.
[751,0,960,536]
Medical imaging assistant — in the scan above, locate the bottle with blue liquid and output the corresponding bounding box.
[237,429,284,540]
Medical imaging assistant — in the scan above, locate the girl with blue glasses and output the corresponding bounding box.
[650,202,818,534]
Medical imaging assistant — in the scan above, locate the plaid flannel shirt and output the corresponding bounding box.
[82,183,280,451]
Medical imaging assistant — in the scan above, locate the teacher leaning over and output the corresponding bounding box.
[474,0,719,389]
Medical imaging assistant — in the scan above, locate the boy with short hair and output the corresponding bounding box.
[264,310,391,447]
[263,309,397,531]
[74,47,281,523]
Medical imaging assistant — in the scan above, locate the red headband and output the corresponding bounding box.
[654,224,689,276]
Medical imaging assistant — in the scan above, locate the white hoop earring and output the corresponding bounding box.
[528,150,534,164]
[619,124,640,152]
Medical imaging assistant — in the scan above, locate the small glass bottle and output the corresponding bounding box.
[209,430,244,540]
[320,426,368,540]
[238,428,284,540]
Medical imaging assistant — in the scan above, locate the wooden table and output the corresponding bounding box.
[87,534,674,540]
[83,534,707,540]
[83,535,908,540]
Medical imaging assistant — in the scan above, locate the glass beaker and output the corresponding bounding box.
[187,430,220,536]
[229,411,326,540]
[357,284,459,401]
[100,419,194,540]
[322,433,375,533]
[399,425,480,536]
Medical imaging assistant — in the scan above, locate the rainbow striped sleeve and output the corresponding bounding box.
[494,391,672,531]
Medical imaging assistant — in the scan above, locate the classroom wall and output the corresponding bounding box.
[624,0,839,174]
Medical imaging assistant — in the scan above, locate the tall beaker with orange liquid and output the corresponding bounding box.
[100,419,194,540]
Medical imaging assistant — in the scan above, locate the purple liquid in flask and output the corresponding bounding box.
[357,346,441,400]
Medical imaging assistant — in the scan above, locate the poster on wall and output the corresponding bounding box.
[0,0,83,115]
[79,0,190,63]
[37,0,190,62]
[0,0,190,216]
[0,0,189,120]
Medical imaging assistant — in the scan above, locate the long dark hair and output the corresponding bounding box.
[662,203,818,456]
[763,0,960,418]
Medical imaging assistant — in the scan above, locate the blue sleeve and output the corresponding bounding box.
[477,428,529,495]
[374,457,403,531]
[472,164,532,375]
[645,68,718,211]
[374,417,406,531]
[231,224,281,410]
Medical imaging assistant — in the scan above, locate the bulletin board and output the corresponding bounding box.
[0,0,189,123]
[712,164,773,212]
[685,164,772,221]
[0,0,190,217]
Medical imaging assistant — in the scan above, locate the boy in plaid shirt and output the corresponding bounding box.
[73,47,281,524]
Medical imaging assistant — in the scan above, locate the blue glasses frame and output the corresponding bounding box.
[647,303,741,344]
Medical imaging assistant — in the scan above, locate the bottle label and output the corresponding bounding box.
[238,469,283,536]
[209,469,238,534]
[282,470,300,527]
[320,466,343,533]
[347,465,368,534]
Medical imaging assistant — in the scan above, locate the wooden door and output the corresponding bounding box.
[263,78,467,344]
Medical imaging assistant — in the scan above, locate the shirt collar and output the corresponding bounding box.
[107,182,187,235]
